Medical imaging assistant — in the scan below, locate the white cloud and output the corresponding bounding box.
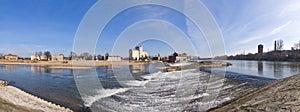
[200,0,300,55]
[271,21,291,34]
[237,21,291,44]
[279,1,300,17]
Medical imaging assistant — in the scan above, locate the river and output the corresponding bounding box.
[0,60,299,111]
[222,60,300,79]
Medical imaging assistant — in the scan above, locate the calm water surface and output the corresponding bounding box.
[225,60,300,79]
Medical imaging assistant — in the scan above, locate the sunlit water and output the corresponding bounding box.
[213,60,300,79]
[0,60,299,111]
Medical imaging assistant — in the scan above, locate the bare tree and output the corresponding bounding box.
[294,40,300,50]
[97,54,103,60]
[35,51,43,60]
[105,53,109,60]
[0,53,3,59]
[80,52,93,60]
[69,51,77,60]
[35,52,42,56]
[276,39,284,51]
[44,51,51,61]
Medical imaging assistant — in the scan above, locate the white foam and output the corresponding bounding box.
[87,69,237,112]
[85,69,213,110]
[83,71,168,107]
[141,71,162,80]
[83,88,130,107]
[167,62,193,67]
[120,80,149,87]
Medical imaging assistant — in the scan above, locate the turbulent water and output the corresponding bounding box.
[79,69,265,112]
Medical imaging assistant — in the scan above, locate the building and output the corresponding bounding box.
[31,55,48,61]
[175,53,188,62]
[152,53,161,61]
[130,64,149,74]
[31,55,39,61]
[258,44,263,54]
[129,45,148,60]
[168,52,188,63]
[107,56,122,61]
[4,54,18,60]
[52,54,64,61]
[162,56,169,62]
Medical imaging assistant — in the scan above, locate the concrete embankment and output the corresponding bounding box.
[0,82,72,112]
[209,73,300,112]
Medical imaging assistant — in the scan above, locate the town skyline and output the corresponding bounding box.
[1,0,300,58]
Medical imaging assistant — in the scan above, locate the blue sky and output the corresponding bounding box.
[0,0,299,58]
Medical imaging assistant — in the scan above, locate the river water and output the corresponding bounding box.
[0,60,299,111]
[223,60,300,79]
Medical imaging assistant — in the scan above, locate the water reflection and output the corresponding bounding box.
[0,65,17,69]
[104,66,113,73]
[273,62,283,78]
[31,66,51,73]
[290,63,300,73]
[30,66,74,75]
[129,64,150,75]
[257,61,263,75]
[227,60,300,79]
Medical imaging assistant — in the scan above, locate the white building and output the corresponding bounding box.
[4,54,18,60]
[30,55,38,60]
[52,54,64,61]
[31,55,48,61]
[129,46,148,60]
[107,56,122,61]
[176,55,188,62]
[168,53,188,63]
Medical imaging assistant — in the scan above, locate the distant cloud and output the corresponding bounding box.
[279,1,300,17]
[237,21,291,44]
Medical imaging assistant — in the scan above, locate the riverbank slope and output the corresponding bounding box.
[0,85,72,112]
[209,73,300,112]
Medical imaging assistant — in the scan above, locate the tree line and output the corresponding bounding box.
[69,51,110,60]
[215,39,300,61]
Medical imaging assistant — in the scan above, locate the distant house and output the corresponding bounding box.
[176,53,188,62]
[152,54,162,61]
[31,55,38,61]
[168,52,188,63]
[4,54,18,60]
[162,56,169,62]
[52,54,64,61]
[107,56,122,61]
[31,55,48,61]
[129,46,148,61]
